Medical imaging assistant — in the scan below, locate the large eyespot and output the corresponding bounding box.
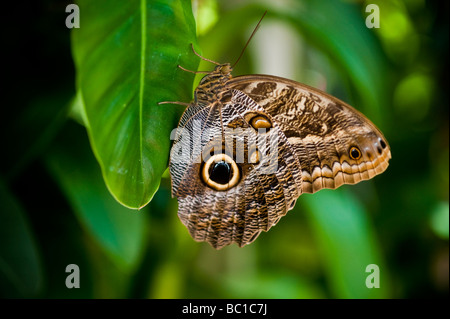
[244,112,273,131]
[201,153,240,191]
[349,146,362,160]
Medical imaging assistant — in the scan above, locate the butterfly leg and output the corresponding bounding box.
[177,64,209,74]
[189,43,221,65]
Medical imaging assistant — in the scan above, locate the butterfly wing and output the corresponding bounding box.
[170,73,391,249]
[170,90,302,248]
[229,75,391,194]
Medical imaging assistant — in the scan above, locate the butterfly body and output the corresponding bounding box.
[169,63,391,249]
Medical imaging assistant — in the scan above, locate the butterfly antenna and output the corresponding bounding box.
[231,11,267,68]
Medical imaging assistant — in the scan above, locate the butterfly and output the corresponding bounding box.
[162,16,391,250]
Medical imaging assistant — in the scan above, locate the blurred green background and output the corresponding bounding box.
[1,0,448,298]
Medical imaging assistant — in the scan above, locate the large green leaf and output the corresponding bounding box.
[72,0,199,209]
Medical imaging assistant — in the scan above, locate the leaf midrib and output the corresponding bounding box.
[138,0,147,205]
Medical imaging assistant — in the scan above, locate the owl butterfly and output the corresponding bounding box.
[163,16,391,250]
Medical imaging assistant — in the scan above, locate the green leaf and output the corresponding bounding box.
[0,179,43,298]
[45,122,148,273]
[302,189,390,298]
[72,0,199,209]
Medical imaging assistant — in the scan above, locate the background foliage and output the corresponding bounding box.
[1,0,448,298]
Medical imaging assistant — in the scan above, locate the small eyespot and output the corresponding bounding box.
[377,147,382,155]
[379,139,387,149]
[244,112,273,131]
[349,146,362,160]
[250,115,272,130]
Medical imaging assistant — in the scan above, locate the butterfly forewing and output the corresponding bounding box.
[229,75,391,194]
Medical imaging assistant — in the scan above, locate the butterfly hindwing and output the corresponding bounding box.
[171,87,304,248]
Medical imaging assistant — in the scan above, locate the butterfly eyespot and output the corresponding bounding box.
[210,162,231,184]
[244,112,273,131]
[201,153,240,191]
[250,115,272,130]
[379,138,387,149]
[349,146,362,160]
